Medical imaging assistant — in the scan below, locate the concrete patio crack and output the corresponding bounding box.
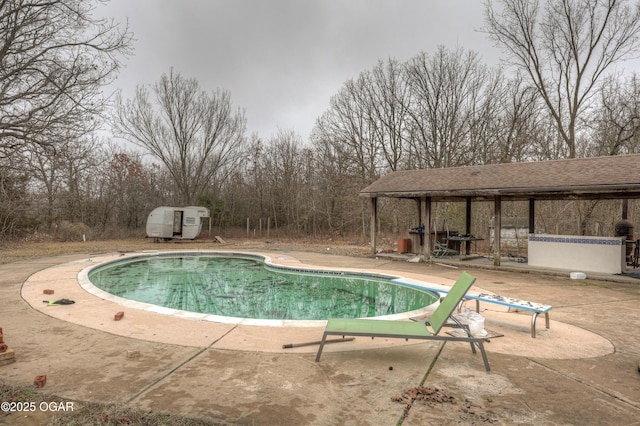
[125,324,240,404]
[527,358,640,411]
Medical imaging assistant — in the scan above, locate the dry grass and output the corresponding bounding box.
[0,239,165,265]
[0,381,221,425]
[0,234,387,266]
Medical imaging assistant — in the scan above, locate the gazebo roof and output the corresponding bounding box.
[359,154,640,201]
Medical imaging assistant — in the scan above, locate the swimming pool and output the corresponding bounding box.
[82,252,439,323]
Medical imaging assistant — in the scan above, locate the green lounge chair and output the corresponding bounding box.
[315,271,493,371]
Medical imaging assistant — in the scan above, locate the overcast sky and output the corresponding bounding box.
[100,0,499,141]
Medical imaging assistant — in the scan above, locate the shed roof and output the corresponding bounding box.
[359,154,640,201]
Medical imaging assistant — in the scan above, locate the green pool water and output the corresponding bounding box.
[87,254,438,320]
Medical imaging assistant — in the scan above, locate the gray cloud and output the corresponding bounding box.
[101,0,497,139]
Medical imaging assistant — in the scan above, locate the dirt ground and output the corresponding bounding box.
[1,237,639,425]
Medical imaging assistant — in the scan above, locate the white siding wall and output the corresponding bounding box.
[528,234,625,274]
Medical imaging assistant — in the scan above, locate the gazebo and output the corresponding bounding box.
[360,154,640,268]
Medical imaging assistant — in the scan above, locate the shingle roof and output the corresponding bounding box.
[359,154,640,200]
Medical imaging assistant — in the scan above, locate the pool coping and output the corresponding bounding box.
[76,250,445,327]
[19,250,458,352]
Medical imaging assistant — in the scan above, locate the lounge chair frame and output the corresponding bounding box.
[399,283,552,338]
[431,240,459,258]
[315,272,494,371]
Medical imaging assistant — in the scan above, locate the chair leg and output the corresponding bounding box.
[315,333,328,362]
[529,311,551,338]
[475,341,491,372]
[545,312,550,329]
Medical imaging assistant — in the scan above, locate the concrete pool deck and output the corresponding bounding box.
[1,249,640,424]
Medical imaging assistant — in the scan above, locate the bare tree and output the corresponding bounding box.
[311,129,366,236]
[101,150,155,229]
[114,69,247,205]
[313,76,381,183]
[0,0,132,156]
[0,156,31,238]
[312,77,386,236]
[243,135,269,221]
[362,59,412,172]
[483,0,640,158]
[484,74,545,163]
[404,46,492,168]
[466,67,516,164]
[262,129,306,231]
[87,146,172,234]
[586,73,640,156]
[312,59,411,179]
[23,136,100,227]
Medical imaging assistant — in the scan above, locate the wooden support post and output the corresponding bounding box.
[370,197,378,255]
[422,197,431,256]
[465,197,472,255]
[529,198,535,234]
[494,196,501,266]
